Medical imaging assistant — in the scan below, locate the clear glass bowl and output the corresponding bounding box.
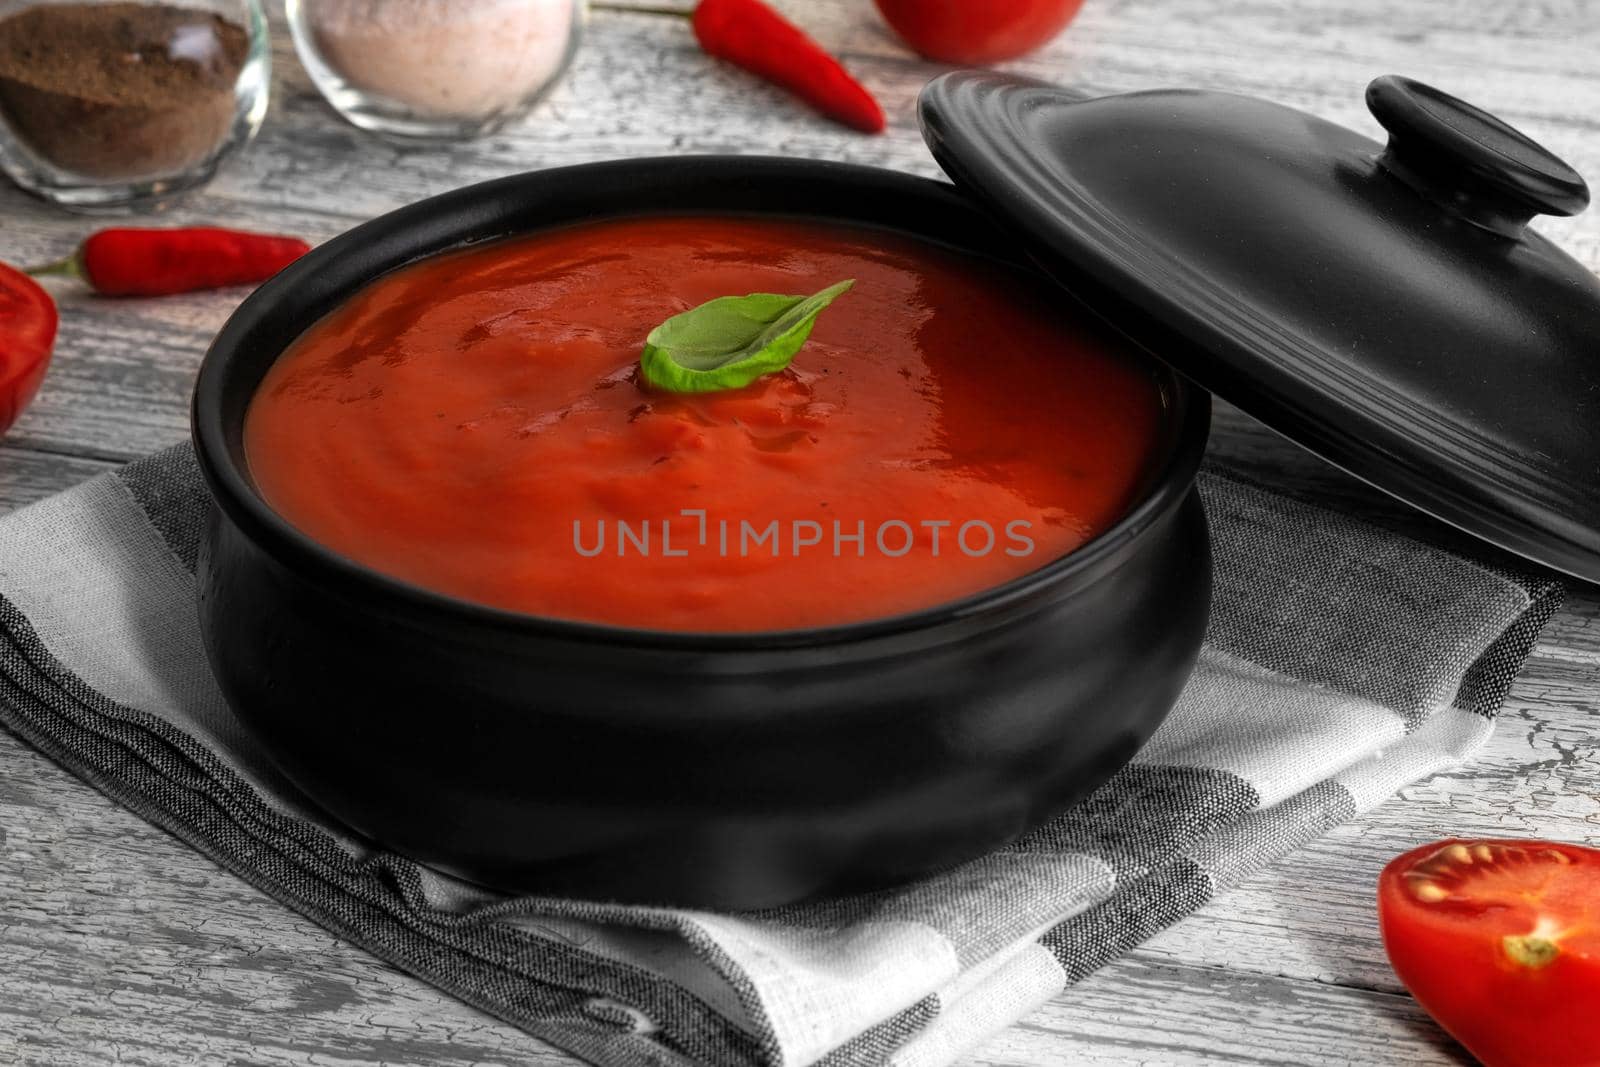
[0,0,270,212]
[287,0,583,141]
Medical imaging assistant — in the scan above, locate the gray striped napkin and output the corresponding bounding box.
[0,443,1560,1067]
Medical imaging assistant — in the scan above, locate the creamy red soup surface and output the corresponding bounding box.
[244,216,1166,632]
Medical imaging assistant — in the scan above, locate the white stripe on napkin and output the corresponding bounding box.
[1138,648,1409,805]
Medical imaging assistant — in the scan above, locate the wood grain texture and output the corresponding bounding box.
[2,0,1598,1064]
[0,447,113,512]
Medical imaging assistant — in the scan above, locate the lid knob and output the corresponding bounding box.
[1367,75,1589,237]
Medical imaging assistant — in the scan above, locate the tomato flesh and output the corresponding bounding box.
[872,0,1085,64]
[1379,839,1600,1067]
[0,263,58,439]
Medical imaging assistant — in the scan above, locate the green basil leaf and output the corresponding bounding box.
[639,279,855,393]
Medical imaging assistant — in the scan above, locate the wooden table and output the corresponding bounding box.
[3,1,1598,1063]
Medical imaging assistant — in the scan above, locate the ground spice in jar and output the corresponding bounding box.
[0,3,250,182]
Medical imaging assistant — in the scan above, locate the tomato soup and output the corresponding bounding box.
[245,217,1165,632]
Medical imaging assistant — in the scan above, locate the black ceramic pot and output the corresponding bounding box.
[192,157,1213,910]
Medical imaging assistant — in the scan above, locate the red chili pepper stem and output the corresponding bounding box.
[23,252,85,283]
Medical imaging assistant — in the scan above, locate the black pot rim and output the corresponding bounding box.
[192,156,1211,652]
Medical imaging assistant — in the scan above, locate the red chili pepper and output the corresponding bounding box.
[0,262,58,439]
[29,227,312,298]
[692,0,886,134]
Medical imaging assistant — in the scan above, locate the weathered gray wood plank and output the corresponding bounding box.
[2,1,1598,1064]
[978,956,1473,1066]
[0,735,572,1067]
[0,447,113,511]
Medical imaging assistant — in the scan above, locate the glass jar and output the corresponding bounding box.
[0,0,270,212]
[287,0,583,141]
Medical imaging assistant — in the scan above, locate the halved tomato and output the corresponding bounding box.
[1379,839,1600,1066]
[0,262,58,439]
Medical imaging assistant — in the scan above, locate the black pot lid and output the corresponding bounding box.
[920,71,1600,582]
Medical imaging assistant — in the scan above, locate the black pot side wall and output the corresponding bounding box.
[198,490,1210,909]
